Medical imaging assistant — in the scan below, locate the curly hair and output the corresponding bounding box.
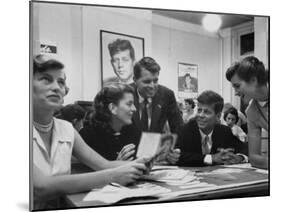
[184,98,195,109]
[92,83,135,130]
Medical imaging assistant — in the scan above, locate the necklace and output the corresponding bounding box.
[33,119,54,133]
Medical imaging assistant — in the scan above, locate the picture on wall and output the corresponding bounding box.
[100,30,144,86]
[178,62,198,99]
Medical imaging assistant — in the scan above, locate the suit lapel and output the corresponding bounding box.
[211,125,220,153]
[194,122,203,151]
[131,84,142,130]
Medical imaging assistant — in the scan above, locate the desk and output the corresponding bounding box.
[66,164,269,208]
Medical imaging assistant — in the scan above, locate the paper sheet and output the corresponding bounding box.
[83,183,171,203]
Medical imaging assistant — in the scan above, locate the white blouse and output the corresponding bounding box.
[33,118,75,176]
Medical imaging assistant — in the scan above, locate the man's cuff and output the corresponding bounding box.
[204,154,212,165]
[236,153,248,163]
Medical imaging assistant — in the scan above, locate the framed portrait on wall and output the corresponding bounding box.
[178,62,198,99]
[100,30,145,86]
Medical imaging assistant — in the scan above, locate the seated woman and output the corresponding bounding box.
[223,107,247,143]
[32,54,148,210]
[226,56,268,169]
[80,83,141,161]
[182,98,196,123]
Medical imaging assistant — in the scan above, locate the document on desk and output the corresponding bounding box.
[83,183,171,204]
[141,168,197,185]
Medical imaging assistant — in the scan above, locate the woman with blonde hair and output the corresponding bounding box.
[32,55,148,210]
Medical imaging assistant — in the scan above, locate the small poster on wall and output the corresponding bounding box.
[178,62,198,99]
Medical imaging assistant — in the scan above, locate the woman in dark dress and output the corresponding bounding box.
[80,83,141,161]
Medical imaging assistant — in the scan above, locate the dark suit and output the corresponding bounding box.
[130,83,183,134]
[176,119,248,166]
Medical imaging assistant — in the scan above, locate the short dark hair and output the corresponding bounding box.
[184,73,191,79]
[223,107,239,124]
[57,104,86,122]
[197,90,224,114]
[184,98,195,109]
[33,54,64,74]
[226,56,267,85]
[92,83,134,129]
[108,39,135,61]
[133,57,161,79]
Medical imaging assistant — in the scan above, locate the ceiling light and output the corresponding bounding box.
[202,14,222,32]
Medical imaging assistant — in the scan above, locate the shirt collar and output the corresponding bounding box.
[257,100,268,107]
[199,129,213,140]
[137,89,152,104]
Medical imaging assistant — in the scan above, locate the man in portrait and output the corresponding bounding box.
[178,73,198,92]
[104,39,135,85]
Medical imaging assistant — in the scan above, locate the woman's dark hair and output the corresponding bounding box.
[92,83,134,129]
[226,56,267,85]
[33,54,64,74]
[57,104,86,122]
[223,107,239,124]
[184,98,195,109]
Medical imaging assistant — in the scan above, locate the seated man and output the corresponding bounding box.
[177,90,248,167]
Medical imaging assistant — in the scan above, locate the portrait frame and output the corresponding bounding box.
[100,30,145,87]
[178,62,199,99]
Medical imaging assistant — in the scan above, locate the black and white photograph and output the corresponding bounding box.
[29,0,270,211]
[101,30,144,86]
[178,62,198,99]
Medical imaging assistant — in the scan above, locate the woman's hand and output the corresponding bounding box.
[166,148,181,164]
[110,160,147,185]
[116,144,136,161]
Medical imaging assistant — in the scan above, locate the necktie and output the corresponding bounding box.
[202,135,210,155]
[141,98,149,131]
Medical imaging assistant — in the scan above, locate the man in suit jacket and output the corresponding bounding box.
[130,57,183,165]
[177,90,248,167]
[130,57,183,134]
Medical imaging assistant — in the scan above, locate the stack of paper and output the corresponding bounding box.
[141,168,197,185]
[83,183,171,204]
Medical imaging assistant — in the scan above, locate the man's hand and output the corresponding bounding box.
[116,144,136,161]
[222,152,244,165]
[211,152,226,165]
[166,148,181,164]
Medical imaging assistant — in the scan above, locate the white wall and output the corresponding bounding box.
[255,17,269,69]
[33,3,83,104]
[152,17,221,100]
[33,3,153,104]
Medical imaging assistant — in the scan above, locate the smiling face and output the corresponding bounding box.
[196,103,220,134]
[33,69,67,112]
[111,92,136,126]
[135,68,159,99]
[111,49,134,81]
[230,73,257,99]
